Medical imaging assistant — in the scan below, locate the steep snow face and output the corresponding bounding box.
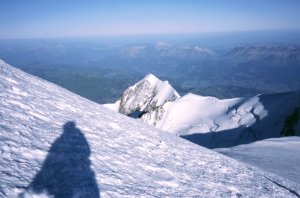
[141,92,300,148]
[115,74,180,115]
[1,59,300,197]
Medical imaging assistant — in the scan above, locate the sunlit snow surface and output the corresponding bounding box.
[216,137,300,184]
[107,74,300,148]
[1,59,300,197]
[143,92,300,137]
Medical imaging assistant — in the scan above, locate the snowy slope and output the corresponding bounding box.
[1,59,300,197]
[104,74,180,115]
[215,137,300,184]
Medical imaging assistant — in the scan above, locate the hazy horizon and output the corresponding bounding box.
[1,0,300,103]
[1,0,300,39]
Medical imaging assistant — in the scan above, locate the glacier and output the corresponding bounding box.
[1,59,300,197]
[107,74,300,148]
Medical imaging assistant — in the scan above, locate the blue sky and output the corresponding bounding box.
[1,0,300,39]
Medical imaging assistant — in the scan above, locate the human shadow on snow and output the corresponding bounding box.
[20,121,100,198]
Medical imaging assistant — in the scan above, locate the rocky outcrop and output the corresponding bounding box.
[105,74,180,116]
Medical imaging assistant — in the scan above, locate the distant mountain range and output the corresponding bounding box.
[226,46,300,60]
[1,42,300,104]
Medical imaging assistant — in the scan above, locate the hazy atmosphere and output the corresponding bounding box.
[1,1,300,197]
[1,0,300,39]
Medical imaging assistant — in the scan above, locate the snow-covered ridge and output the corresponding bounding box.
[142,91,300,148]
[107,75,300,148]
[1,59,300,197]
[104,73,180,116]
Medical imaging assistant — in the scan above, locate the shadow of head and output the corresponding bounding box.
[64,121,76,131]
